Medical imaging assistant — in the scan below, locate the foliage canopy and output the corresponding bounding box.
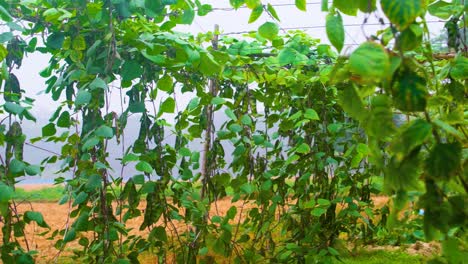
[0,0,466,263]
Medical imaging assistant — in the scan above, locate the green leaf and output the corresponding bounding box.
[72,35,86,51]
[226,206,237,219]
[349,42,390,82]
[311,207,327,217]
[82,136,99,151]
[286,154,300,165]
[228,124,243,133]
[85,174,102,191]
[89,78,107,90]
[187,97,200,111]
[258,22,279,41]
[433,119,464,140]
[149,226,168,242]
[333,0,359,16]
[248,5,263,23]
[278,48,298,66]
[442,237,465,264]
[73,192,88,206]
[182,169,192,180]
[180,5,195,24]
[240,183,254,194]
[9,159,25,174]
[136,161,153,173]
[42,123,56,137]
[0,32,13,43]
[86,40,101,57]
[94,162,107,170]
[63,228,76,243]
[199,52,221,75]
[450,55,468,80]
[0,182,13,203]
[129,102,146,113]
[158,75,173,92]
[295,0,306,11]
[0,44,7,61]
[24,211,49,228]
[46,32,65,49]
[179,147,191,157]
[426,142,462,181]
[4,102,24,115]
[74,212,89,231]
[266,4,280,21]
[317,198,331,206]
[358,0,377,12]
[224,108,237,121]
[197,4,212,16]
[230,0,244,9]
[241,115,252,125]
[75,90,91,106]
[245,0,260,8]
[396,25,423,51]
[160,97,175,114]
[121,60,143,81]
[386,150,421,191]
[217,130,233,139]
[365,95,396,138]
[356,143,369,155]
[392,69,428,112]
[296,143,310,154]
[381,0,424,30]
[95,125,113,138]
[57,111,71,128]
[145,0,164,17]
[211,97,225,105]
[304,108,319,120]
[321,0,328,11]
[390,119,432,159]
[328,247,340,256]
[25,165,41,176]
[0,5,13,22]
[4,73,20,102]
[428,0,462,20]
[122,153,139,164]
[351,153,364,168]
[326,12,345,53]
[338,85,366,121]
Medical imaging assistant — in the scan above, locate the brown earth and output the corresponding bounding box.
[2,185,435,263]
[3,192,256,263]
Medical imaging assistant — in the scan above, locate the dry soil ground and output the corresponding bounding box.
[2,185,437,263]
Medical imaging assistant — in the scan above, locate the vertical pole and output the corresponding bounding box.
[189,25,219,263]
[201,24,219,199]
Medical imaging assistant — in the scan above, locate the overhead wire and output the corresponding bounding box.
[210,1,330,11]
[220,20,446,35]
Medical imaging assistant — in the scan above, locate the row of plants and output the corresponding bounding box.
[0,0,466,263]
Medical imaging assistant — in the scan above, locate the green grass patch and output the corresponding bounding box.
[55,249,427,263]
[337,249,425,264]
[14,186,65,202]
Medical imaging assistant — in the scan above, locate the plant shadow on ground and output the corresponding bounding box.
[53,249,427,263]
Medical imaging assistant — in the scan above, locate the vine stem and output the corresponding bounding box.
[424,111,441,144]
[53,122,80,263]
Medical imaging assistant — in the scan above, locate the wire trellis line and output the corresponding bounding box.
[220,20,446,35]
[210,1,331,11]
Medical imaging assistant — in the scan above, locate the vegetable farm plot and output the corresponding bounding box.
[0,0,466,263]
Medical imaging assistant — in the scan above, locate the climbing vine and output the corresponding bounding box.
[0,0,466,263]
